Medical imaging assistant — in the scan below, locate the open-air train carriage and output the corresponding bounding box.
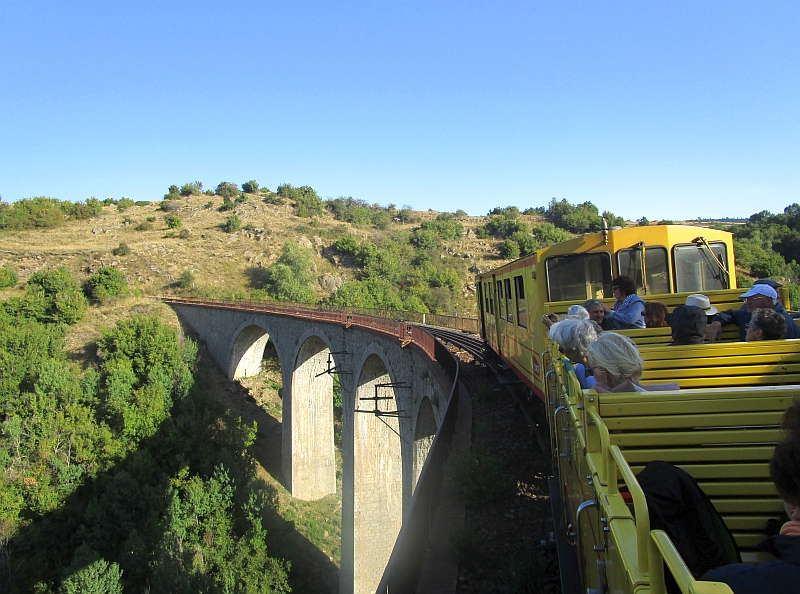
[477,224,800,594]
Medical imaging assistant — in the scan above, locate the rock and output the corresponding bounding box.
[297,236,314,250]
[319,275,343,292]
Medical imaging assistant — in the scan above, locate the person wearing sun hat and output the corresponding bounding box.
[707,284,800,341]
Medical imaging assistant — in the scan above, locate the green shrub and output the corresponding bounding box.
[410,229,439,250]
[0,266,18,288]
[278,184,323,217]
[117,198,135,211]
[242,180,259,194]
[420,218,463,240]
[204,200,214,209]
[86,266,129,303]
[180,183,201,197]
[179,228,190,239]
[25,266,88,324]
[224,214,242,233]
[135,200,150,206]
[165,214,182,229]
[176,269,195,288]
[159,200,180,212]
[263,194,286,205]
[498,239,520,259]
[215,181,240,199]
[510,231,539,256]
[102,198,116,206]
[135,221,153,231]
[262,241,317,303]
[112,242,131,256]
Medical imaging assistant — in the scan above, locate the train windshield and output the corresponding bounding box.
[617,246,670,295]
[673,241,729,292]
[545,253,613,302]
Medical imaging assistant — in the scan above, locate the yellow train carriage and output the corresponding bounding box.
[476,224,736,401]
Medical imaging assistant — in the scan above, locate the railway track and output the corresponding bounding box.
[418,325,550,454]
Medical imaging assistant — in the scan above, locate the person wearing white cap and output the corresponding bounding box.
[707,284,800,341]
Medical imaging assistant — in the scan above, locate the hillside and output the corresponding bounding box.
[0,194,514,316]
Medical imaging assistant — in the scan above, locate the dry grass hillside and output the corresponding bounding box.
[0,194,516,313]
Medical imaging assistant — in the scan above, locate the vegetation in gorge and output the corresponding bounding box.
[0,267,290,593]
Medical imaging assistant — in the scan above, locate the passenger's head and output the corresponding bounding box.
[549,318,598,364]
[740,284,778,313]
[746,308,786,341]
[611,276,637,300]
[566,305,590,319]
[754,278,783,290]
[669,305,707,345]
[643,302,669,328]
[583,299,605,324]
[587,332,643,388]
[685,294,718,316]
[770,400,800,517]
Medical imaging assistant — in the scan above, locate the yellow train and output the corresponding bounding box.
[476,224,736,401]
[477,224,800,594]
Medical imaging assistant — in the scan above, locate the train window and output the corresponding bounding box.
[673,242,730,292]
[484,282,490,313]
[617,246,669,295]
[497,280,505,319]
[505,278,514,324]
[514,275,527,327]
[545,253,612,302]
[488,282,495,315]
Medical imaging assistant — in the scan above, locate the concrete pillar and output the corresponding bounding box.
[412,397,437,493]
[351,354,403,594]
[286,336,336,500]
[229,325,270,380]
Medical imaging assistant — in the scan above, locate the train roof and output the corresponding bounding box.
[476,224,734,279]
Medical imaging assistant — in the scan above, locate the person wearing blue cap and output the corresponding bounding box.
[707,284,800,341]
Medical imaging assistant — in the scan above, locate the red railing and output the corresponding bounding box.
[158,296,453,359]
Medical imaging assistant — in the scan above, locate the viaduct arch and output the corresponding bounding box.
[166,300,452,594]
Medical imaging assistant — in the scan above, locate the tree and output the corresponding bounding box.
[86,267,129,303]
[242,180,259,194]
[277,184,323,217]
[264,241,317,303]
[638,217,650,226]
[25,267,88,324]
[179,183,201,197]
[215,182,240,200]
[498,240,521,259]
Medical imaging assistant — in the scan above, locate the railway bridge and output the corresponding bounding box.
[161,297,467,594]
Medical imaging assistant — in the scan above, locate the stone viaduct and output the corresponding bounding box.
[163,298,458,594]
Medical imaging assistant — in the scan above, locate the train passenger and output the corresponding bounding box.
[668,305,707,345]
[643,301,669,328]
[567,304,589,319]
[588,332,679,392]
[745,308,786,342]
[548,319,598,389]
[602,276,646,329]
[685,293,719,317]
[707,284,800,341]
[701,400,800,593]
[541,304,591,329]
[583,299,611,329]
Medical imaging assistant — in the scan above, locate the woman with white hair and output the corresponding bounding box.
[549,318,599,389]
[588,332,679,393]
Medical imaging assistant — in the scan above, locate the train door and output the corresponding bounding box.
[477,281,487,339]
[493,274,503,358]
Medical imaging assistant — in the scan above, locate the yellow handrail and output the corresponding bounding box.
[608,445,650,574]
[650,530,735,594]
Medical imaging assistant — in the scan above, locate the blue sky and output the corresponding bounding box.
[1,1,798,221]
